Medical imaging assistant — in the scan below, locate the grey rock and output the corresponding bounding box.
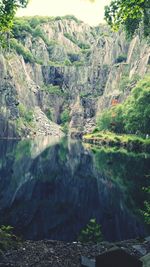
[141,253,150,267]
[96,248,143,267]
[132,245,147,255]
[81,256,95,267]
[0,18,149,138]
[145,236,150,242]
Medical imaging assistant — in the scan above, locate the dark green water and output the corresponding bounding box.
[0,137,149,242]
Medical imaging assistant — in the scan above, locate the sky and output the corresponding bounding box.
[17,0,111,26]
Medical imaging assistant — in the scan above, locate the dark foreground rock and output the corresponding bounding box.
[0,238,150,267]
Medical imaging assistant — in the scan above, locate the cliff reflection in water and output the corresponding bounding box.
[0,137,149,241]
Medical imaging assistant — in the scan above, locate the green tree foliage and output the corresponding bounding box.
[0,0,29,46]
[124,77,150,134]
[97,76,150,135]
[97,109,112,131]
[141,186,150,224]
[105,0,150,38]
[12,18,32,38]
[18,103,33,123]
[0,0,28,32]
[60,109,70,124]
[10,38,34,63]
[0,225,19,251]
[97,104,124,134]
[78,218,103,244]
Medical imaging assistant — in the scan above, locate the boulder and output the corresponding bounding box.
[141,253,150,267]
[96,248,142,267]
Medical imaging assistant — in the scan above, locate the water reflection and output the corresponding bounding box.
[0,138,149,242]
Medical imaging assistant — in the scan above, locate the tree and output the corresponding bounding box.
[124,76,150,135]
[104,0,150,38]
[78,218,103,244]
[97,76,150,135]
[142,186,150,225]
[0,0,29,45]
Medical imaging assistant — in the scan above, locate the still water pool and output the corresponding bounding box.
[0,137,149,241]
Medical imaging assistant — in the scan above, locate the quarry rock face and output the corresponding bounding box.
[0,17,149,137]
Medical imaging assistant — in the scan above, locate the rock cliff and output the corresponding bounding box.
[0,16,150,138]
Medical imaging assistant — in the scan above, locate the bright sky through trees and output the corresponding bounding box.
[17,0,111,25]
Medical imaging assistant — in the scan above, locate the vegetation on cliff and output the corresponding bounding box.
[97,76,150,136]
[84,76,150,152]
[0,0,29,45]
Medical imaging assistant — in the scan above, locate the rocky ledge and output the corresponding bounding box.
[0,238,150,267]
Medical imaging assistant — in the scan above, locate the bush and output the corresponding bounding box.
[60,109,70,124]
[23,16,54,27]
[119,75,130,92]
[18,104,34,124]
[97,76,150,135]
[0,225,19,252]
[10,39,35,63]
[62,122,69,134]
[64,33,90,50]
[141,187,150,224]
[13,19,33,38]
[74,61,84,67]
[124,76,150,135]
[68,53,80,63]
[33,26,50,46]
[78,219,103,244]
[92,128,99,134]
[78,42,90,49]
[115,54,127,63]
[97,110,112,131]
[54,15,81,23]
[64,33,78,45]
[64,59,72,66]
[45,109,53,121]
[43,85,63,96]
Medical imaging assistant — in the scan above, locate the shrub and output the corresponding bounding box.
[60,109,70,124]
[119,75,130,92]
[97,76,150,136]
[73,61,84,67]
[115,54,127,63]
[64,59,72,66]
[62,15,81,23]
[124,76,150,135]
[33,26,50,46]
[10,39,35,63]
[45,109,53,121]
[78,218,103,244]
[81,49,91,58]
[68,53,80,63]
[64,33,90,50]
[18,104,34,124]
[13,19,32,38]
[42,85,64,96]
[141,187,150,224]
[0,225,19,252]
[54,15,81,23]
[93,128,99,134]
[64,33,78,45]
[78,42,90,49]
[62,122,69,134]
[97,110,112,131]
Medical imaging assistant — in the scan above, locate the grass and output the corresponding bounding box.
[42,85,64,96]
[83,131,150,153]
